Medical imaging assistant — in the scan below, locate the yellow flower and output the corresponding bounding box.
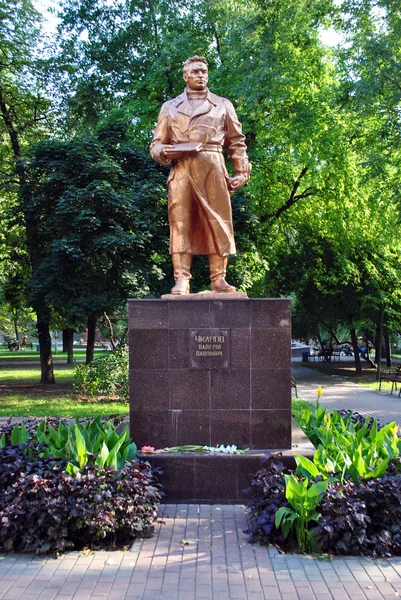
[317,386,323,399]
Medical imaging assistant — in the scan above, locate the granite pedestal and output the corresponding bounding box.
[129,297,292,502]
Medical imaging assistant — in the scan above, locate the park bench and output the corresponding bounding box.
[291,376,298,398]
[331,345,342,361]
[379,365,401,397]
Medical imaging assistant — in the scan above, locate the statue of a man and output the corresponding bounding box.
[150,55,251,295]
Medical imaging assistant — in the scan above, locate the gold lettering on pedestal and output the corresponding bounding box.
[195,336,225,356]
[195,335,225,344]
[190,329,230,368]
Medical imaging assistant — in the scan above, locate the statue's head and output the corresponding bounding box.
[183,55,209,91]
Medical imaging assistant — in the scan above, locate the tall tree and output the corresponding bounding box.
[0,0,57,382]
[25,109,170,363]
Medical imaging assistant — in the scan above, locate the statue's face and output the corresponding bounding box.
[183,61,208,91]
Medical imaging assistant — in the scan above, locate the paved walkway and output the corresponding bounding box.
[2,364,401,600]
[292,362,401,425]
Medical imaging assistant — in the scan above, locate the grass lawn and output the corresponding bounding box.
[0,395,129,418]
[359,379,398,392]
[1,365,75,383]
[0,362,128,418]
[0,350,88,361]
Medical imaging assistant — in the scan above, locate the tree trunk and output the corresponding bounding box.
[37,311,55,384]
[62,329,68,352]
[86,313,97,364]
[14,320,19,343]
[384,333,392,368]
[374,324,380,364]
[102,312,116,350]
[376,303,385,380]
[350,327,362,375]
[63,328,74,364]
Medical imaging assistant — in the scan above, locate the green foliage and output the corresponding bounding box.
[9,422,30,446]
[74,346,128,401]
[296,401,328,448]
[34,417,137,473]
[275,474,328,552]
[24,120,170,322]
[2,0,401,373]
[51,0,216,137]
[0,422,30,448]
[2,416,136,474]
[296,406,401,482]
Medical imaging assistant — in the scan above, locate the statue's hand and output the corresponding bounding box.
[162,145,182,160]
[228,173,247,191]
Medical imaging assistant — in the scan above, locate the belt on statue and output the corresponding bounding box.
[199,144,223,153]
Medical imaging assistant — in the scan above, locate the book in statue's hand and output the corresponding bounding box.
[164,142,203,155]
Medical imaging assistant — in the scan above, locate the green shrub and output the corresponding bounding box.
[74,346,128,401]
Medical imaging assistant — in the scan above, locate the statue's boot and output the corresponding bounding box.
[209,255,236,293]
[171,253,192,295]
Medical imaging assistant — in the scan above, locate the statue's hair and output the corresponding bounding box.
[183,55,208,74]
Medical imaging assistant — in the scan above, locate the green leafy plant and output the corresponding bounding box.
[34,417,137,474]
[0,422,30,448]
[296,401,328,448]
[296,405,401,482]
[275,474,328,552]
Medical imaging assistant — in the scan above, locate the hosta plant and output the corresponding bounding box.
[275,474,328,552]
[1,417,137,475]
[34,417,137,474]
[296,406,401,482]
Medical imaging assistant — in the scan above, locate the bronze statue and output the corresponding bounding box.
[150,55,251,295]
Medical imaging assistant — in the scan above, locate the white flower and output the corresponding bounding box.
[202,444,244,454]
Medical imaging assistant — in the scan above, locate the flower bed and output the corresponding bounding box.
[0,418,162,554]
[247,400,401,556]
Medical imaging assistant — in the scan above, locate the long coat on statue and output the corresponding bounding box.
[150,89,249,257]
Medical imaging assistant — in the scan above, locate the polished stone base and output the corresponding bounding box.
[129,297,292,453]
[137,421,313,503]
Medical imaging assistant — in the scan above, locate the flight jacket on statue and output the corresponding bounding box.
[150,88,249,256]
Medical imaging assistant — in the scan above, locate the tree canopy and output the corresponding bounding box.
[0,0,400,377]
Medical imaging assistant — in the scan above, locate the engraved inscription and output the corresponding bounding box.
[190,329,230,369]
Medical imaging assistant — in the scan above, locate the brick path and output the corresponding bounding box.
[2,504,401,599]
[2,363,401,599]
